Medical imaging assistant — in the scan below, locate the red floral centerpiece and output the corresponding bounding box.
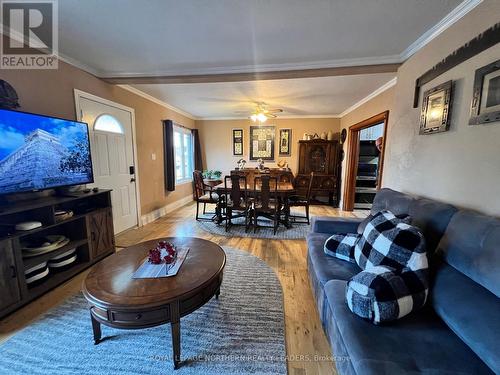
[148,241,178,270]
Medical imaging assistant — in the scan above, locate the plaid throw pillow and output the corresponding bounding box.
[354,210,426,272]
[324,233,360,263]
[346,265,429,324]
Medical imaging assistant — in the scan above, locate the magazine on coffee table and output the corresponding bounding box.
[132,247,190,279]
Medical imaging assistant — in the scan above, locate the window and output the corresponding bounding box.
[94,114,124,134]
[174,125,193,183]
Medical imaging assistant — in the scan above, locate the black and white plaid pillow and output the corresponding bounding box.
[324,233,360,263]
[346,265,429,324]
[354,210,426,272]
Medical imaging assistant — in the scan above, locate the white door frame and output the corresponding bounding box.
[73,89,142,227]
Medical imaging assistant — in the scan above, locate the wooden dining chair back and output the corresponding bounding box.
[193,170,205,200]
[193,170,219,221]
[225,174,248,209]
[289,171,314,224]
[252,175,280,234]
[305,171,314,203]
[223,174,251,231]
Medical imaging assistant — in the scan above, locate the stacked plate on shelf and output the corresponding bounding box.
[25,261,50,286]
[21,235,70,258]
[54,210,74,222]
[47,247,78,270]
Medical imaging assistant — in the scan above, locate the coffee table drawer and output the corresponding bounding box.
[110,308,169,326]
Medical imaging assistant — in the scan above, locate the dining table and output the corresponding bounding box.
[213,180,296,228]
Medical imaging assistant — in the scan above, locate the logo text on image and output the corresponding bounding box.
[1,0,58,69]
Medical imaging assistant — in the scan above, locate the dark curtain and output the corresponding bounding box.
[192,129,203,172]
[163,120,175,191]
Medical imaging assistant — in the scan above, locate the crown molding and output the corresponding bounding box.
[339,77,397,118]
[197,114,342,121]
[58,52,102,77]
[117,85,197,120]
[400,0,483,60]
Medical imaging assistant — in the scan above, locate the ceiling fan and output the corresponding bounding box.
[237,102,283,123]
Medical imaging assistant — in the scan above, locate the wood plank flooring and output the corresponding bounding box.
[0,202,365,375]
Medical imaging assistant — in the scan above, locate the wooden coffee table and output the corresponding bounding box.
[82,237,226,369]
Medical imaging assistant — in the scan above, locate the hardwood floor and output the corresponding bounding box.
[0,202,365,375]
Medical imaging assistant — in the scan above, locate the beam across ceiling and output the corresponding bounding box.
[103,63,401,84]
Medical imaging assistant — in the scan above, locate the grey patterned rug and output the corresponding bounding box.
[197,215,310,239]
[0,248,286,375]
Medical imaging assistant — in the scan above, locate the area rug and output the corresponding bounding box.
[0,248,286,375]
[197,215,310,239]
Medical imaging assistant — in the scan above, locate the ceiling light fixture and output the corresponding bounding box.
[249,103,283,123]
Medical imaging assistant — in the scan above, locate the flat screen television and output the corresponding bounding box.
[0,108,94,195]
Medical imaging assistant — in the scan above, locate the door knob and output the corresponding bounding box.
[130,178,136,183]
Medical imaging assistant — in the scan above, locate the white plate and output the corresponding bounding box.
[25,261,48,275]
[26,267,49,284]
[48,254,77,268]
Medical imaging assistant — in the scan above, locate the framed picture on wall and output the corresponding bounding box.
[469,59,500,125]
[232,128,243,156]
[279,128,292,156]
[249,125,275,160]
[419,80,453,135]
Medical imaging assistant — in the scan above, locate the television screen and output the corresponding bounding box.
[0,109,94,195]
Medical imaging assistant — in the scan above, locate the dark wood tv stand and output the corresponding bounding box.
[0,189,115,318]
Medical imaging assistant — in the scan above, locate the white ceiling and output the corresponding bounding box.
[54,0,478,118]
[130,73,396,118]
[58,0,465,77]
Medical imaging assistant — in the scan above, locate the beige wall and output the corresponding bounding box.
[0,61,195,217]
[383,0,500,216]
[196,118,340,176]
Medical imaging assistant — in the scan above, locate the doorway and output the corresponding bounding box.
[343,111,389,211]
[74,90,140,233]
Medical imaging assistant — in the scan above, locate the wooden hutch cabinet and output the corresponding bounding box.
[295,139,341,206]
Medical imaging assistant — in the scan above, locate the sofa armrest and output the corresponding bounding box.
[311,216,363,235]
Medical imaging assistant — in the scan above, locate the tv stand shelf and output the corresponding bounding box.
[0,189,115,319]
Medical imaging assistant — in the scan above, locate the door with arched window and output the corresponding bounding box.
[76,93,138,233]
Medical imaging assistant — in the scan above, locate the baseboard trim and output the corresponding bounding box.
[141,195,193,226]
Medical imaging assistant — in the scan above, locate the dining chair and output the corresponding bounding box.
[224,174,251,232]
[289,171,314,224]
[193,170,219,221]
[252,175,281,235]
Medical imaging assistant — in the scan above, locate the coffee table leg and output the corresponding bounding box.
[90,310,101,345]
[170,301,181,369]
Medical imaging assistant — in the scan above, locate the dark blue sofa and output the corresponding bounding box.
[307,188,499,374]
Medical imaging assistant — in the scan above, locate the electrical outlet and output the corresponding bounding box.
[151,153,156,161]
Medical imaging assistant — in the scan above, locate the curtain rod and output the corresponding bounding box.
[166,120,194,132]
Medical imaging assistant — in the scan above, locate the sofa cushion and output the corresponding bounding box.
[409,198,457,254]
[435,210,500,297]
[325,280,494,375]
[346,265,428,324]
[307,233,362,284]
[431,263,500,374]
[324,233,359,263]
[307,232,361,323]
[311,216,363,235]
[371,188,414,216]
[354,211,427,272]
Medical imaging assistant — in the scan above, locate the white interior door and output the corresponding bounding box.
[77,95,138,234]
